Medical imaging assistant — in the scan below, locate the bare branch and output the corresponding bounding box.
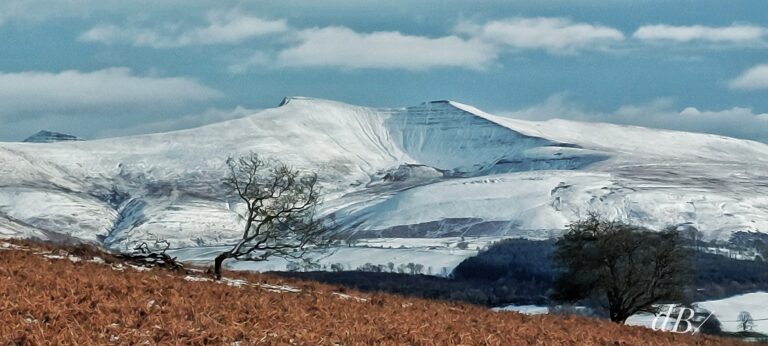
[213,152,329,279]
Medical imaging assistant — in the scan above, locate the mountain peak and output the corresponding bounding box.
[22,130,83,143]
[278,96,322,107]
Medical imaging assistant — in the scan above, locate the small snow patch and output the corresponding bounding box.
[35,251,82,263]
[1,242,24,250]
[492,304,549,315]
[184,275,212,282]
[128,264,152,272]
[257,283,301,293]
[332,292,368,302]
[223,278,248,287]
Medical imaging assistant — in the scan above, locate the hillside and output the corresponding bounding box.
[0,240,745,345]
[2,97,768,271]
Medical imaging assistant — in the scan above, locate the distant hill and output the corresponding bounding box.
[22,130,83,143]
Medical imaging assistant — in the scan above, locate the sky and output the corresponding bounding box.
[1,0,768,142]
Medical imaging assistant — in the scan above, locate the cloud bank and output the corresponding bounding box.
[79,11,287,48]
[78,12,768,72]
[456,17,625,53]
[633,24,766,44]
[0,68,224,140]
[0,68,221,117]
[276,27,496,70]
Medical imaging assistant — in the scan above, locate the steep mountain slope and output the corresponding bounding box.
[1,97,767,254]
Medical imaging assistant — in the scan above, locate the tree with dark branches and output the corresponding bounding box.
[212,152,329,280]
[550,212,693,324]
[738,311,755,332]
[118,239,184,272]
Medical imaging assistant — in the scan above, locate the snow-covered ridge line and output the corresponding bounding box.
[1,96,768,256]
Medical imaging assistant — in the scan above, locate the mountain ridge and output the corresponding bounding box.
[1,97,767,263]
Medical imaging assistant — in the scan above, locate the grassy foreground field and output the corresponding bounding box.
[0,240,745,345]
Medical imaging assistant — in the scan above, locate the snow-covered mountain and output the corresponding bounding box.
[2,97,768,252]
[23,130,83,143]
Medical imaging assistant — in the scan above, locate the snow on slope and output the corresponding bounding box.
[1,96,768,255]
[168,243,477,275]
[385,101,606,175]
[696,292,768,334]
[625,292,768,335]
[1,97,408,247]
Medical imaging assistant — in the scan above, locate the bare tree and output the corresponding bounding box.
[550,213,693,323]
[119,239,185,272]
[213,152,328,279]
[737,311,755,332]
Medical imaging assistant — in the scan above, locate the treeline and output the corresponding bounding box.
[693,251,768,300]
[278,237,768,307]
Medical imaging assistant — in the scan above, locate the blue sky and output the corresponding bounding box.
[1,0,768,142]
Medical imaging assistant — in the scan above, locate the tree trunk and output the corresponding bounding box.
[609,306,628,324]
[213,253,230,280]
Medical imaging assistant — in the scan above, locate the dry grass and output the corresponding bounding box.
[0,240,746,345]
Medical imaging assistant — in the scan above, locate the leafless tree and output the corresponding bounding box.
[213,152,328,279]
[118,239,184,271]
[550,213,693,323]
[738,311,755,332]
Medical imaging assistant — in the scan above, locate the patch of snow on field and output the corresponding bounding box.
[127,264,152,272]
[89,257,106,264]
[184,275,212,282]
[697,292,768,334]
[625,292,768,335]
[0,242,24,250]
[333,292,368,302]
[257,283,302,293]
[222,278,248,287]
[492,305,549,315]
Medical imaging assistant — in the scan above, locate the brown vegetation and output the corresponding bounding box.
[0,240,745,345]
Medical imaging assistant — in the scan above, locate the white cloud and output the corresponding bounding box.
[0,0,97,25]
[79,11,287,48]
[502,93,768,143]
[633,24,766,44]
[276,26,497,70]
[729,64,768,90]
[188,11,288,45]
[0,0,200,26]
[227,52,271,74]
[456,17,625,54]
[0,68,221,118]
